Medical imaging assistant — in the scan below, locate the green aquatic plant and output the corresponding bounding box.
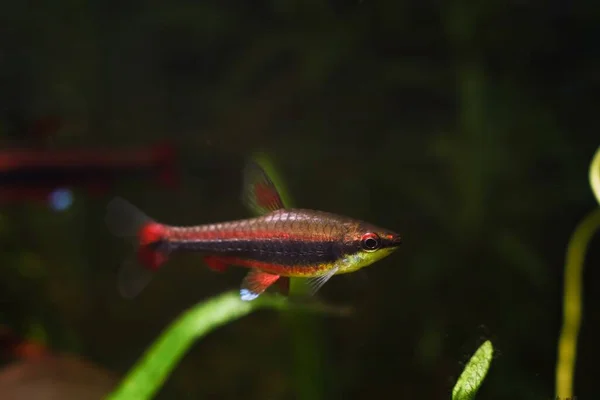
[106,291,348,400]
[590,145,600,205]
[555,145,600,398]
[452,340,494,400]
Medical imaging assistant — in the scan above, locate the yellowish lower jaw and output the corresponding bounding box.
[336,248,397,274]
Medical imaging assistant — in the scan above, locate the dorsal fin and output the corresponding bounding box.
[241,158,288,216]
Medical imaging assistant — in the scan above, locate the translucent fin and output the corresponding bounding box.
[105,196,151,238]
[105,196,169,298]
[306,267,339,297]
[117,255,156,299]
[240,269,280,301]
[241,160,286,216]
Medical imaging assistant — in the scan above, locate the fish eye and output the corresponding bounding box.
[360,232,380,251]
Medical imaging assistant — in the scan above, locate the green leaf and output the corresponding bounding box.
[589,145,600,205]
[452,340,494,400]
[106,290,346,400]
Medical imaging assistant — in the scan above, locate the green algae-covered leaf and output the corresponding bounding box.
[452,340,493,400]
[106,291,345,400]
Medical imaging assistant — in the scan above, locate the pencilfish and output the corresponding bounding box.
[105,161,402,301]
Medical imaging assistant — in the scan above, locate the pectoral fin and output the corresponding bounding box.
[240,269,280,301]
[306,267,339,296]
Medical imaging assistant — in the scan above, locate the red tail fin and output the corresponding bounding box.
[105,197,170,298]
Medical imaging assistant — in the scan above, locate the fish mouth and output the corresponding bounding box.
[385,234,402,248]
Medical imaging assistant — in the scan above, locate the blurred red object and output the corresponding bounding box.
[0,327,117,400]
[0,141,178,206]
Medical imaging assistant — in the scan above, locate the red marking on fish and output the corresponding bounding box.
[200,256,326,277]
[137,248,168,271]
[255,182,280,209]
[204,256,228,272]
[139,223,165,245]
[166,226,322,242]
[137,223,168,271]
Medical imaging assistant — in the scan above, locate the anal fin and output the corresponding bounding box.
[240,269,280,301]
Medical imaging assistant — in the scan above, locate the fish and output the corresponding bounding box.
[0,142,177,210]
[105,160,402,301]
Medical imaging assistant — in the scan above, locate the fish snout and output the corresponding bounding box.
[383,233,402,248]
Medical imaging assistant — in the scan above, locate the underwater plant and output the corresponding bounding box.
[451,341,494,400]
[555,145,600,398]
[105,291,349,400]
[105,289,494,400]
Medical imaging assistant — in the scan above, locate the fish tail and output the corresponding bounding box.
[105,197,170,298]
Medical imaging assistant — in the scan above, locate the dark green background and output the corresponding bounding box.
[1,1,598,399]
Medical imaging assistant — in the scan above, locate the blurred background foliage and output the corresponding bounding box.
[0,1,598,399]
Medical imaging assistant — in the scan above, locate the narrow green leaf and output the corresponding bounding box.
[452,340,493,400]
[106,291,345,400]
[589,145,600,205]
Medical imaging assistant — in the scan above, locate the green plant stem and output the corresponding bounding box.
[285,279,326,400]
[106,291,342,400]
[555,145,600,398]
[555,208,600,398]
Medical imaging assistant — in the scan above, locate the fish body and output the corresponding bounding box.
[0,142,177,208]
[106,161,401,301]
